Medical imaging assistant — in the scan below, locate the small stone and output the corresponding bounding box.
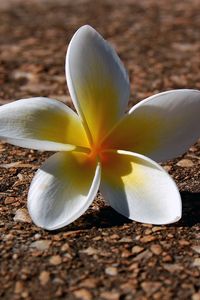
[152,226,165,232]
[39,271,50,286]
[141,281,161,296]
[176,159,194,167]
[80,247,98,255]
[119,237,132,243]
[178,240,190,246]
[61,242,70,252]
[162,255,173,262]
[150,244,162,255]
[34,233,42,240]
[163,263,183,272]
[192,293,200,300]
[121,249,132,258]
[73,288,92,300]
[110,234,120,240]
[192,246,200,254]
[131,245,144,254]
[140,235,156,243]
[79,278,99,288]
[14,281,24,293]
[100,291,120,300]
[163,165,172,172]
[4,197,15,204]
[30,240,51,251]
[133,249,152,261]
[193,258,200,267]
[105,266,118,276]
[49,255,62,265]
[14,208,32,223]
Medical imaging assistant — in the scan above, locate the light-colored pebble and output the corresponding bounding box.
[14,208,32,223]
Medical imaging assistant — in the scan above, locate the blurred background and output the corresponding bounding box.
[1,0,200,108]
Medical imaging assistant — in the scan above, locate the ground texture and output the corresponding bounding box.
[0,0,200,299]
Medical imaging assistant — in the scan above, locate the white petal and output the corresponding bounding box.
[0,97,89,151]
[28,151,101,230]
[66,25,130,145]
[100,150,181,225]
[103,89,200,162]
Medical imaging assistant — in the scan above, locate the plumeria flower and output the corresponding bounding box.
[0,25,200,230]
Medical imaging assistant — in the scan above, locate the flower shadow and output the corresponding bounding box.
[174,191,200,227]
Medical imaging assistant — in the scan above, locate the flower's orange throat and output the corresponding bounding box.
[87,143,109,164]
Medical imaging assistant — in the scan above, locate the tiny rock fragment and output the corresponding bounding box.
[110,234,120,239]
[30,240,51,251]
[49,255,62,265]
[141,281,161,296]
[80,247,98,255]
[79,278,99,288]
[5,197,16,204]
[178,240,190,246]
[131,245,144,254]
[100,291,120,300]
[119,237,132,243]
[121,249,132,258]
[163,165,172,172]
[14,281,24,294]
[193,258,200,267]
[176,159,194,167]
[133,249,152,261]
[191,246,200,254]
[140,235,156,243]
[14,208,32,223]
[162,255,173,262]
[152,226,165,232]
[39,271,50,286]
[192,293,200,300]
[105,267,118,276]
[150,244,162,255]
[61,242,70,252]
[73,288,93,300]
[163,263,183,272]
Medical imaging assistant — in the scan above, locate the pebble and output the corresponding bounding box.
[4,197,16,204]
[49,255,62,265]
[193,258,200,267]
[192,246,200,254]
[141,281,161,296]
[105,267,118,276]
[163,165,172,172]
[13,208,32,223]
[30,240,51,251]
[162,255,173,262]
[192,293,200,300]
[163,263,183,272]
[73,288,93,300]
[79,278,99,288]
[100,291,120,300]
[131,246,144,254]
[119,237,133,243]
[176,159,194,167]
[178,240,190,246]
[61,242,70,252]
[80,247,98,255]
[14,281,24,293]
[39,271,50,286]
[150,244,162,255]
[140,235,156,243]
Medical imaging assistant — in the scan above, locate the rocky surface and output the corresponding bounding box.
[0,0,200,299]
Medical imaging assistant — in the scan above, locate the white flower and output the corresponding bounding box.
[0,25,199,230]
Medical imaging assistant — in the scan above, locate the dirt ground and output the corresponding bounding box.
[0,0,200,299]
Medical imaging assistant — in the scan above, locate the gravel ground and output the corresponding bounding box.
[0,0,200,299]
